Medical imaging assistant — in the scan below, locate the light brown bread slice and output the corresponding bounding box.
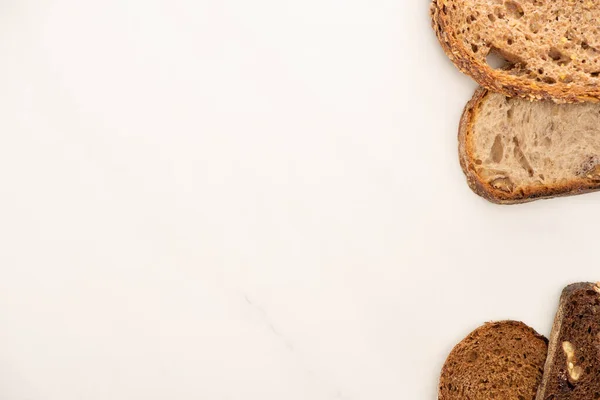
[440,321,548,400]
[431,0,600,103]
[460,87,600,204]
[536,283,600,400]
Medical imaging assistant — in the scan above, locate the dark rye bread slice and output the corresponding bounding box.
[536,283,600,400]
[430,0,600,103]
[459,87,600,204]
[440,321,548,400]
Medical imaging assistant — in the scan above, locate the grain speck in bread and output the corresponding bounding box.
[439,321,548,400]
[459,87,600,204]
[535,283,600,400]
[431,0,600,102]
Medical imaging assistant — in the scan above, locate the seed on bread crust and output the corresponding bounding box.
[586,165,600,181]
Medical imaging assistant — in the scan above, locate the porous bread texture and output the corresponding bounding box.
[536,283,600,400]
[431,0,600,102]
[473,92,600,184]
[439,321,548,400]
[460,88,600,204]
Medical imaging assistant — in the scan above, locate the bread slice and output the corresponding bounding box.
[535,283,600,400]
[460,87,600,204]
[440,321,548,400]
[430,0,600,103]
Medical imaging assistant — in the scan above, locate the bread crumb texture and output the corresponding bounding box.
[468,91,600,200]
[439,321,547,400]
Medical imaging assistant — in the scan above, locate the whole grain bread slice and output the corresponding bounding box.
[459,87,600,204]
[535,283,600,400]
[431,0,600,103]
[440,321,548,400]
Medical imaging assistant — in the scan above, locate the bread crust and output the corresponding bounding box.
[430,0,600,104]
[459,87,600,204]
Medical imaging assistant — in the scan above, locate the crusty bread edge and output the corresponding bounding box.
[535,283,594,400]
[439,320,548,400]
[459,88,600,204]
[430,0,600,104]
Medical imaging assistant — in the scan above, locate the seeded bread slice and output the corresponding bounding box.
[535,283,600,400]
[431,0,600,103]
[460,87,600,204]
[440,321,548,400]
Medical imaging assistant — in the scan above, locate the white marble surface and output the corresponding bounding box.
[0,1,599,399]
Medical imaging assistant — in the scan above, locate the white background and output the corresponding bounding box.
[0,0,596,399]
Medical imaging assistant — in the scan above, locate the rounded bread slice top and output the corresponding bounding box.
[439,320,548,400]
